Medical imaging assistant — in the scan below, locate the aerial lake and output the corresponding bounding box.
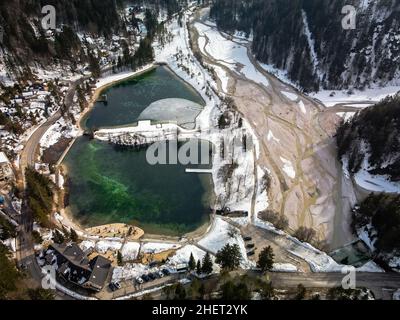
[63,67,214,235]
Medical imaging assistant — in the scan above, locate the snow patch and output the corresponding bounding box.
[280,156,296,179]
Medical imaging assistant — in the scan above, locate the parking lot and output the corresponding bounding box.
[98,270,190,300]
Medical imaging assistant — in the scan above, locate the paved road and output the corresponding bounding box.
[16,76,87,292]
[20,78,85,172]
[108,269,400,300]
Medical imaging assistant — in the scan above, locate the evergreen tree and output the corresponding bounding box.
[201,252,213,275]
[25,168,54,227]
[221,280,251,300]
[117,251,123,266]
[199,283,206,299]
[27,288,54,300]
[52,229,65,244]
[257,246,274,272]
[215,244,242,270]
[260,281,275,300]
[70,229,78,242]
[188,252,196,271]
[294,284,306,300]
[88,51,101,78]
[196,259,202,274]
[174,283,186,300]
[0,243,20,299]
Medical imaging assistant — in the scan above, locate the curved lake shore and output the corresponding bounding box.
[61,66,215,236]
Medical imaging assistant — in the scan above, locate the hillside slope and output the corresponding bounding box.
[336,94,400,186]
[210,0,400,92]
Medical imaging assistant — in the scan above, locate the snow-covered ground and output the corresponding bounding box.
[310,86,400,107]
[357,224,377,252]
[272,263,298,272]
[40,117,79,149]
[343,155,400,194]
[95,65,154,89]
[354,168,400,194]
[95,240,123,253]
[112,263,154,282]
[298,100,307,114]
[198,217,255,269]
[280,156,296,179]
[141,242,181,254]
[281,91,298,101]
[167,245,207,267]
[121,242,141,261]
[194,22,269,88]
[254,214,384,273]
[336,111,355,122]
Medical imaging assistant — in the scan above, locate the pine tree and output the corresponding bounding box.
[294,284,306,300]
[70,229,78,242]
[174,283,186,300]
[201,252,213,275]
[117,251,123,266]
[196,259,202,274]
[215,244,242,270]
[88,51,101,78]
[257,246,275,272]
[188,252,196,271]
[52,229,65,244]
[199,283,206,299]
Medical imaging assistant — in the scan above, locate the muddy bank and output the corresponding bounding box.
[42,137,73,165]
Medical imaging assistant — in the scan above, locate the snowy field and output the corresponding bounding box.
[40,117,79,149]
[254,214,384,273]
[354,169,400,194]
[198,217,255,269]
[342,156,400,194]
[310,86,400,108]
[194,22,269,88]
[95,64,154,89]
[141,242,181,254]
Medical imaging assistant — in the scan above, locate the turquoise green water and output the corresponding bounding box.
[63,67,214,235]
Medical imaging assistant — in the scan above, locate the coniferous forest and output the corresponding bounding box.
[210,0,400,92]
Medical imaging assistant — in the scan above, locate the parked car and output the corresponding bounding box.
[108,283,116,291]
[243,236,252,241]
[246,243,255,249]
[141,274,151,282]
[148,273,156,280]
[162,268,171,276]
[135,277,144,285]
[158,271,165,278]
[108,282,121,291]
[247,250,255,256]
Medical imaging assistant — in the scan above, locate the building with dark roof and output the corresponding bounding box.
[85,255,112,292]
[49,243,111,292]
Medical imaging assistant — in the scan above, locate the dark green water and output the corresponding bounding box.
[84,67,204,129]
[64,67,214,235]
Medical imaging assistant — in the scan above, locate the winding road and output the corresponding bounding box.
[15,75,87,296]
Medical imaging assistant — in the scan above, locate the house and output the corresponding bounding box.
[85,255,113,292]
[48,242,112,292]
